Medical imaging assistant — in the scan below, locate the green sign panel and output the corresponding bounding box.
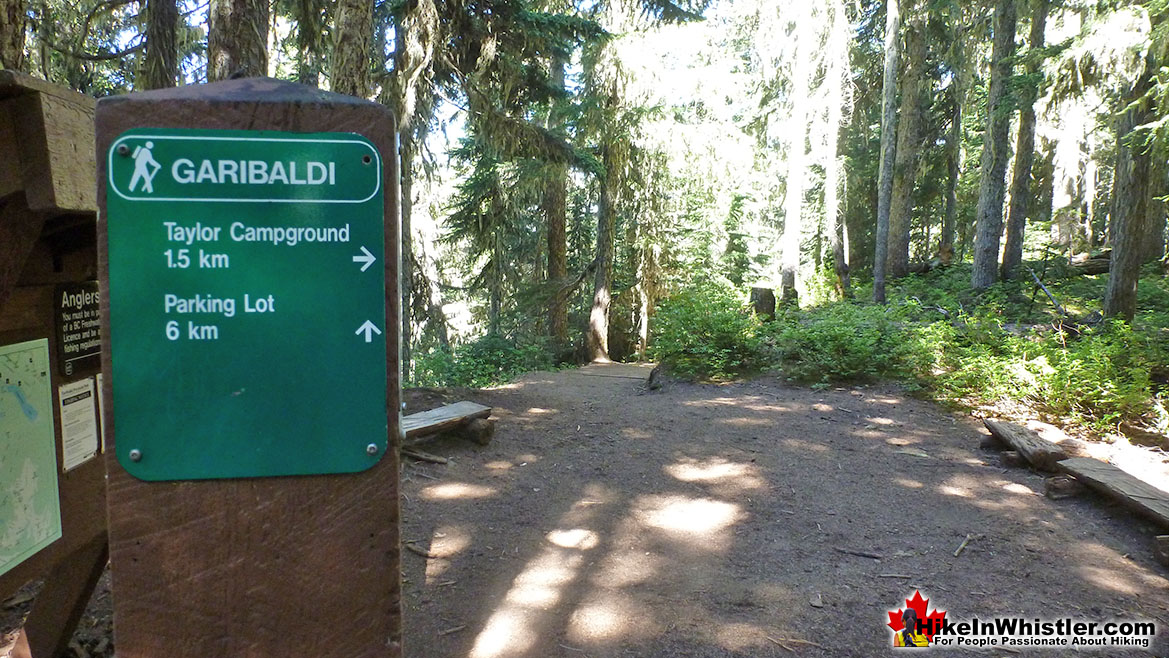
[106,128,388,481]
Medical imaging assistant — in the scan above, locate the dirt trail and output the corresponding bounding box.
[402,363,1169,657]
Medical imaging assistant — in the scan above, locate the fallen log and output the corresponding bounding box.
[1058,458,1169,529]
[1072,250,1111,275]
[983,419,1069,471]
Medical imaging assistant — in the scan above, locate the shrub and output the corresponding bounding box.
[1031,321,1158,430]
[412,334,557,388]
[761,303,914,384]
[649,280,761,380]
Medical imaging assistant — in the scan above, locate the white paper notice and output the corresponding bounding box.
[95,373,106,453]
[58,378,98,470]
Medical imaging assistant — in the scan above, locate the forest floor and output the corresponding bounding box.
[4,362,1169,656]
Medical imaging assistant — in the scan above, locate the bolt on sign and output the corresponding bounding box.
[105,128,388,480]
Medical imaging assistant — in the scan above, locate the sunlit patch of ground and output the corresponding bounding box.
[420,482,498,501]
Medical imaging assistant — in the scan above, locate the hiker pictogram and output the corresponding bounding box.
[128,141,161,193]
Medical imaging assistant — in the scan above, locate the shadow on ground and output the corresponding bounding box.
[400,364,1169,657]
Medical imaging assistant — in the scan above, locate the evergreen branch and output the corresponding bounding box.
[80,0,137,43]
[41,36,144,61]
[637,0,708,24]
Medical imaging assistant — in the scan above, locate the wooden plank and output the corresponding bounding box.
[983,419,1068,471]
[0,98,23,198]
[97,78,402,658]
[0,194,46,312]
[0,70,99,104]
[0,71,96,216]
[1058,457,1169,529]
[11,92,97,213]
[403,400,492,439]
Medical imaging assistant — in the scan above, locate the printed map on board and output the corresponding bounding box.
[0,339,61,577]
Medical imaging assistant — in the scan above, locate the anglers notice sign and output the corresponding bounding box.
[55,281,100,376]
[105,128,388,481]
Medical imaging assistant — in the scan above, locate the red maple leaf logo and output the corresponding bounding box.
[887,590,947,641]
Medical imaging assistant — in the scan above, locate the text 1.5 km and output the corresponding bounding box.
[165,248,230,269]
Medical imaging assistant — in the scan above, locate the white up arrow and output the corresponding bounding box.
[356,320,382,343]
[352,246,376,272]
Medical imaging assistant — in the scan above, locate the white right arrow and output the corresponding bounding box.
[356,320,382,343]
[352,246,377,272]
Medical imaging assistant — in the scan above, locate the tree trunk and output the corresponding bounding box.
[489,233,502,335]
[1000,0,1048,280]
[1142,157,1167,263]
[826,0,851,298]
[970,0,1017,290]
[942,95,961,259]
[588,147,616,363]
[331,0,373,97]
[941,28,969,262]
[399,131,414,379]
[545,55,569,349]
[207,0,269,81]
[780,7,811,306]
[636,256,650,357]
[416,242,449,350]
[1082,155,1096,249]
[0,0,24,70]
[873,0,901,303]
[386,0,431,382]
[141,0,179,89]
[887,7,926,279]
[295,0,326,86]
[1104,70,1154,321]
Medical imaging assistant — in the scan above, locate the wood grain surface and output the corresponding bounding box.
[0,71,108,658]
[1059,457,1169,529]
[96,78,402,657]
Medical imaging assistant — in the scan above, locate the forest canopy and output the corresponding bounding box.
[3,0,1167,439]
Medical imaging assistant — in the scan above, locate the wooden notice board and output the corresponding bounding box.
[96,78,402,656]
[0,70,109,658]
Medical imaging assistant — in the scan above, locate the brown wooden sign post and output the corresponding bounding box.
[0,70,109,658]
[96,78,402,656]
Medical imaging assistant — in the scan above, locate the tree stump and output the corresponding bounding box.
[1000,450,1026,468]
[1045,475,1086,500]
[750,287,776,320]
[1154,536,1169,567]
[460,418,495,446]
[646,364,664,391]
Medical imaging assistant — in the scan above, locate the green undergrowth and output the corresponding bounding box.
[411,334,561,388]
[650,266,1169,440]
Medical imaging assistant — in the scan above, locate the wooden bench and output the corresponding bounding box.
[403,401,494,446]
[1057,457,1169,567]
[1057,457,1169,529]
